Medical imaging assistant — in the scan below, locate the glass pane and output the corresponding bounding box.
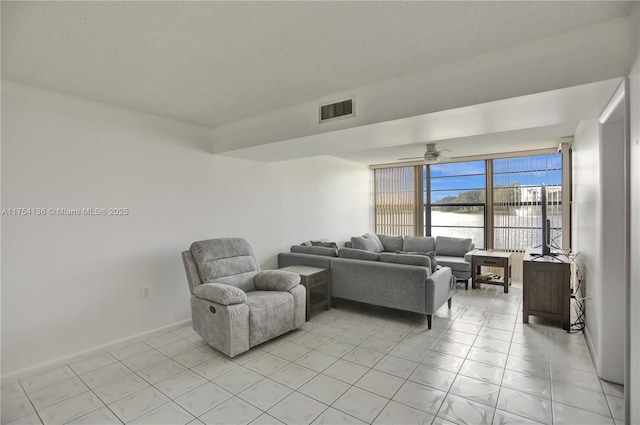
[492,153,563,251]
[431,226,485,249]
[430,161,485,177]
[432,189,486,204]
[430,174,486,191]
[429,206,485,248]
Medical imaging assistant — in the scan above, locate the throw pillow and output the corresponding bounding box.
[351,235,380,253]
[311,241,338,249]
[364,233,385,252]
[425,251,438,273]
[291,245,338,257]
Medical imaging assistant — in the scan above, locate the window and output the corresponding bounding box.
[374,166,416,236]
[372,149,567,253]
[493,153,562,251]
[425,161,486,248]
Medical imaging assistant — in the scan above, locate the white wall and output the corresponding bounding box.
[599,119,626,384]
[573,117,626,385]
[572,120,602,364]
[627,3,640,422]
[0,82,371,377]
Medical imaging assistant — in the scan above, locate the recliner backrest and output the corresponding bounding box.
[190,238,259,292]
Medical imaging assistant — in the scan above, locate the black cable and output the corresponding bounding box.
[567,253,585,334]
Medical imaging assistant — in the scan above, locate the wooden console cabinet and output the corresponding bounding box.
[522,248,571,330]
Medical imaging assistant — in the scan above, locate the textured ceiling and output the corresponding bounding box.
[1,1,630,128]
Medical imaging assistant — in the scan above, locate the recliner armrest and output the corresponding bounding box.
[193,283,247,305]
[255,270,300,291]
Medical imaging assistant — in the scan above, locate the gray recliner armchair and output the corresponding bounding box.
[182,238,306,357]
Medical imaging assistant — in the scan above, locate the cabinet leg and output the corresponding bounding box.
[427,315,432,329]
[447,298,452,308]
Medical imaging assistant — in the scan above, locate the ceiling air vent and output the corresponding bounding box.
[319,98,355,123]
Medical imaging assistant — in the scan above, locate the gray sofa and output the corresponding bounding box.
[346,234,477,285]
[278,241,455,329]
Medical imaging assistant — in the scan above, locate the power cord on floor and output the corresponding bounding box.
[567,252,585,334]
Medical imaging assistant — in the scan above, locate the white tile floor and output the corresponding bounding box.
[1,283,625,425]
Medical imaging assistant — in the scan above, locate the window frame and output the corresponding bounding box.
[371,148,570,252]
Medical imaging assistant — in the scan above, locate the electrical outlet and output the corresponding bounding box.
[140,287,151,299]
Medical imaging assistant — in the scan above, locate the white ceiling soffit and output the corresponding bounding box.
[1,1,630,128]
[341,123,579,166]
[220,78,622,164]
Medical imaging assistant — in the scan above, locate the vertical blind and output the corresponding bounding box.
[493,153,562,252]
[374,166,416,236]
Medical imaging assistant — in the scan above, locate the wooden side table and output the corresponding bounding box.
[471,250,512,293]
[279,265,331,321]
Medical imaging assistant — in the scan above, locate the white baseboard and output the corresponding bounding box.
[584,325,601,378]
[1,319,192,383]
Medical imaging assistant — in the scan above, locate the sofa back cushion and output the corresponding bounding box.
[364,233,385,252]
[379,253,430,269]
[403,236,435,253]
[190,238,258,292]
[291,245,338,257]
[351,235,381,252]
[376,234,404,252]
[435,236,473,257]
[339,248,380,261]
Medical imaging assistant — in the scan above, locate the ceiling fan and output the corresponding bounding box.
[398,143,451,163]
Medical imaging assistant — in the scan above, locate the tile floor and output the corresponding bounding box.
[1,283,625,425]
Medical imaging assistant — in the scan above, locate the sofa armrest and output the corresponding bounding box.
[464,249,479,264]
[255,270,300,291]
[193,283,247,305]
[425,266,453,315]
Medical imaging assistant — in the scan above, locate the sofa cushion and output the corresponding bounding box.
[376,234,404,252]
[351,235,380,253]
[190,239,258,290]
[311,241,338,249]
[436,255,472,273]
[403,236,435,253]
[339,248,380,261]
[246,291,294,347]
[435,236,473,257]
[379,252,430,268]
[364,233,385,252]
[291,245,338,257]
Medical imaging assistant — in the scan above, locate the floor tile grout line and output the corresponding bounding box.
[13,286,620,425]
[15,379,45,425]
[65,360,125,425]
